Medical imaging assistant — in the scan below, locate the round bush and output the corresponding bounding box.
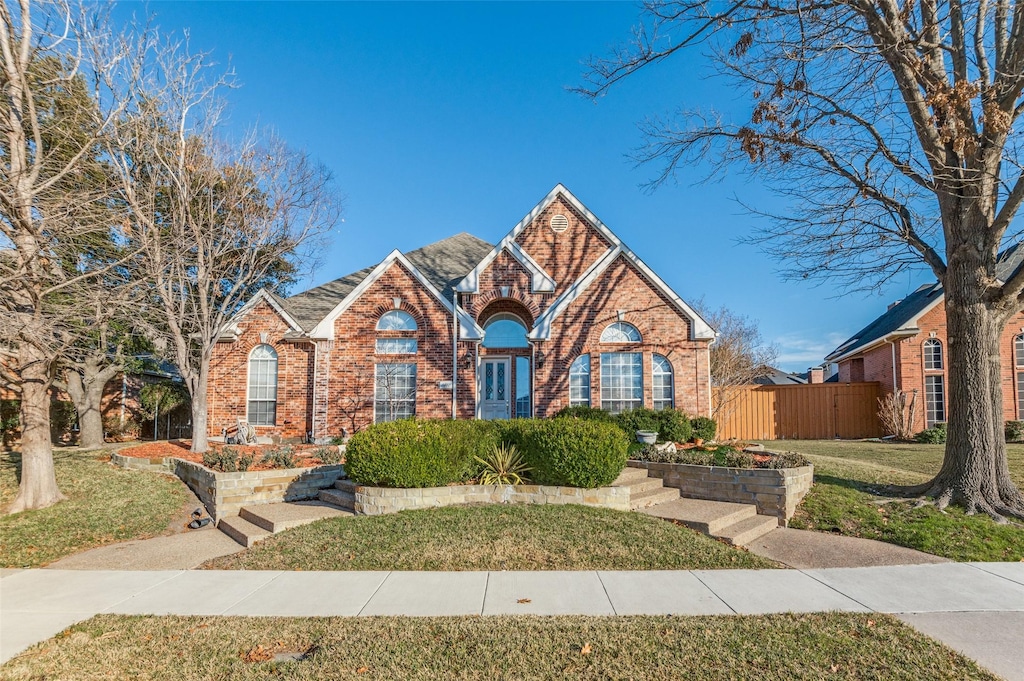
[654,409,692,444]
[614,408,661,437]
[498,419,628,488]
[690,416,717,442]
[1006,420,1024,443]
[345,419,498,487]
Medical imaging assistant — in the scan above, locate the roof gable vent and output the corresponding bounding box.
[550,214,569,233]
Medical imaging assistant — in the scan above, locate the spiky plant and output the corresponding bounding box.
[474,443,531,485]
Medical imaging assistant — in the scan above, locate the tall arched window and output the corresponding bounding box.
[1015,335,1024,418]
[652,354,674,410]
[569,354,591,407]
[247,344,278,426]
[482,313,529,348]
[923,338,945,427]
[600,322,641,343]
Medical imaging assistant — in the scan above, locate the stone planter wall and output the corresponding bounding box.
[110,452,345,520]
[351,482,630,516]
[628,460,813,525]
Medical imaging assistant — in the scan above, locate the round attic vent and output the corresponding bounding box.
[550,214,569,233]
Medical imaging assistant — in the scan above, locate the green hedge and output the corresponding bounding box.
[498,419,628,488]
[552,405,616,423]
[690,416,717,442]
[613,408,692,444]
[345,419,498,488]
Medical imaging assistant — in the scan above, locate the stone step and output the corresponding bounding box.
[218,515,273,548]
[629,486,680,510]
[623,477,666,495]
[239,501,352,533]
[318,488,356,512]
[713,514,779,546]
[334,479,359,493]
[638,497,758,535]
[614,467,651,485]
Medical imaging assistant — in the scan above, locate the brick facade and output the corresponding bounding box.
[208,186,714,441]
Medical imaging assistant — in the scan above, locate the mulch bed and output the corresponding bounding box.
[118,440,336,471]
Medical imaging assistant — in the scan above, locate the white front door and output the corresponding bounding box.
[479,357,511,420]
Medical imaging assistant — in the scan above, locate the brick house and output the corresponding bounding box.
[208,185,715,442]
[824,244,1024,432]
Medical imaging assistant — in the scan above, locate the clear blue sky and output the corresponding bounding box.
[125,1,938,372]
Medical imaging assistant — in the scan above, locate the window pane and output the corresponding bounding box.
[652,354,673,410]
[247,344,278,426]
[569,355,590,407]
[600,352,643,414]
[1018,371,1024,419]
[925,375,945,427]
[924,339,943,370]
[600,322,641,343]
[375,338,418,354]
[1016,335,1024,368]
[515,356,531,418]
[483,315,529,348]
[377,310,417,331]
[375,363,417,422]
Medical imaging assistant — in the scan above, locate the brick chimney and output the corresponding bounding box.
[808,366,825,384]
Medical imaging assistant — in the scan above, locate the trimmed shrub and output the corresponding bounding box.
[654,409,692,444]
[552,405,616,423]
[915,422,947,444]
[1006,420,1024,443]
[498,418,628,488]
[690,416,717,442]
[346,419,498,487]
[614,408,662,439]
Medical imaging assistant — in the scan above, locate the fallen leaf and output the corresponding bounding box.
[243,645,274,663]
[866,619,875,627]
[581,643,592,656]
[356,666,369,673]
[830,664,839,673]
[517,598,531,604]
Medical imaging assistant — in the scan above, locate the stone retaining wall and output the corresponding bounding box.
[351,482,630,516]
[110,452,345,520]
[628,460,813,525]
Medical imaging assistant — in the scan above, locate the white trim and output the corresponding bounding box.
[309,249,484,340]
[456,240,556,293]
[221,289,303,340]
[246,343,279,426]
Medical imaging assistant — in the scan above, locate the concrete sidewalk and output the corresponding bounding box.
[2,563,1023,677]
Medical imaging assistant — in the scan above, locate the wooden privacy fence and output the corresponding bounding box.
[715,382,884,441]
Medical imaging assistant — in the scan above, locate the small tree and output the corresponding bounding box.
[878,390,919,441]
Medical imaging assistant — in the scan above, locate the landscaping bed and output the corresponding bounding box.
[203,504,778,571]
[0,613,997,680]
[117,440,342,471]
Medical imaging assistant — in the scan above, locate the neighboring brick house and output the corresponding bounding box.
[209,184,716,442]
[824,244,1024,432]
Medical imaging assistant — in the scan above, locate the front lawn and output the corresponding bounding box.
[0,613,997,680]
[765,440,1024,562]
[203,504,778,571]
[0,448,191,568]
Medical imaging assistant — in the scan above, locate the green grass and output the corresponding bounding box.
[0,613,998,680]
[0,449,191,568]
[765,440,1024,562]
[203,503,778,571]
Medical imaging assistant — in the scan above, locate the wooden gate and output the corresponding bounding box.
[715,382,883,440]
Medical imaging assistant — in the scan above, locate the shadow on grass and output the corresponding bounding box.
[1,449,80,484]
[812,474,932,501]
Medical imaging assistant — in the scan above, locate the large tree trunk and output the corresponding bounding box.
[6,344,65,514]
[189,357,210,453]
[909,247,1024,519]
[63,360,117,450]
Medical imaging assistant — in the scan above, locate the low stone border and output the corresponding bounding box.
[110,451,345,520]
[627,459,813,525]
[349,481,630,516]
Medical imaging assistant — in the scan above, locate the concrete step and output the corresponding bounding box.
[713,514,779,546]
[638,497,757,534]
[239,501,352,533]
[218,515,273,548]
[623,477,667,495]
[629,486,680,510]
[614,467,651,485]
[318,488,355,511]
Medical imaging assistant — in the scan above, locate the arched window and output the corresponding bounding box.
[247,344,278,426]
[376,310,417,331]
[482,313,529,348]
[923,338,945,427]
[923,338,943,370]
[1015,335,1024,418]
[600,322,641,343]
[569,354,591,407]
[652,354,674,410]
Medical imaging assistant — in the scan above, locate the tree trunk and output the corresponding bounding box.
[189,357,210,453]
[6,344,65,514]
[909,249,1024,519]
[63,368,109,450]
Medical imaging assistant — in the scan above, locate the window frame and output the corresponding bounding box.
[482,312,530,349]
[568,354,591,407]
[1015,334,1024,418]
[652,354,674,411]
[374,362,417,423]
[600,321,642,344]
[376,310,418,331]
[924,374,945,427]
[600,352,643,414]
[923,338,943,370]
[247,344,279,426]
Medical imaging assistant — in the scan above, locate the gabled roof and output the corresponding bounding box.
[459,184,715,341]
[276,233,494,333]
[754,368,807,385]
[825,243,1024,362]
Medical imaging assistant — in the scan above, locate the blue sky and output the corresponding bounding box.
[126,1,938,372]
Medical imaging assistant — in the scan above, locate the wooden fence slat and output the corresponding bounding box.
[715,383,883,441]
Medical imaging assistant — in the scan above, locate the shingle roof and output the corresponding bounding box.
[278,232,494,332]
[754,368,808,385]
[825,243,1024,361]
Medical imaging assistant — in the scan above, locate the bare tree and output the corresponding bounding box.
[879,389,919,440]
[0,0,142,512]
[105,42,341,453]
[694,300,777,420]
[580,0,1024,520]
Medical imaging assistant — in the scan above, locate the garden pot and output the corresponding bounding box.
[636,430,658,445]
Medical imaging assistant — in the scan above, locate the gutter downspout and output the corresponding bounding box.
[889,339,899,392]
[452,288,458,420]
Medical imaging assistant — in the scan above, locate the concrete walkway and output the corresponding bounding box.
[745,526,952,568]
[2,562,1023,677]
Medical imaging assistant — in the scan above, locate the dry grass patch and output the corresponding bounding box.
[203,504,778,571]
[0,613,998,680]
[1,449,191,567]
